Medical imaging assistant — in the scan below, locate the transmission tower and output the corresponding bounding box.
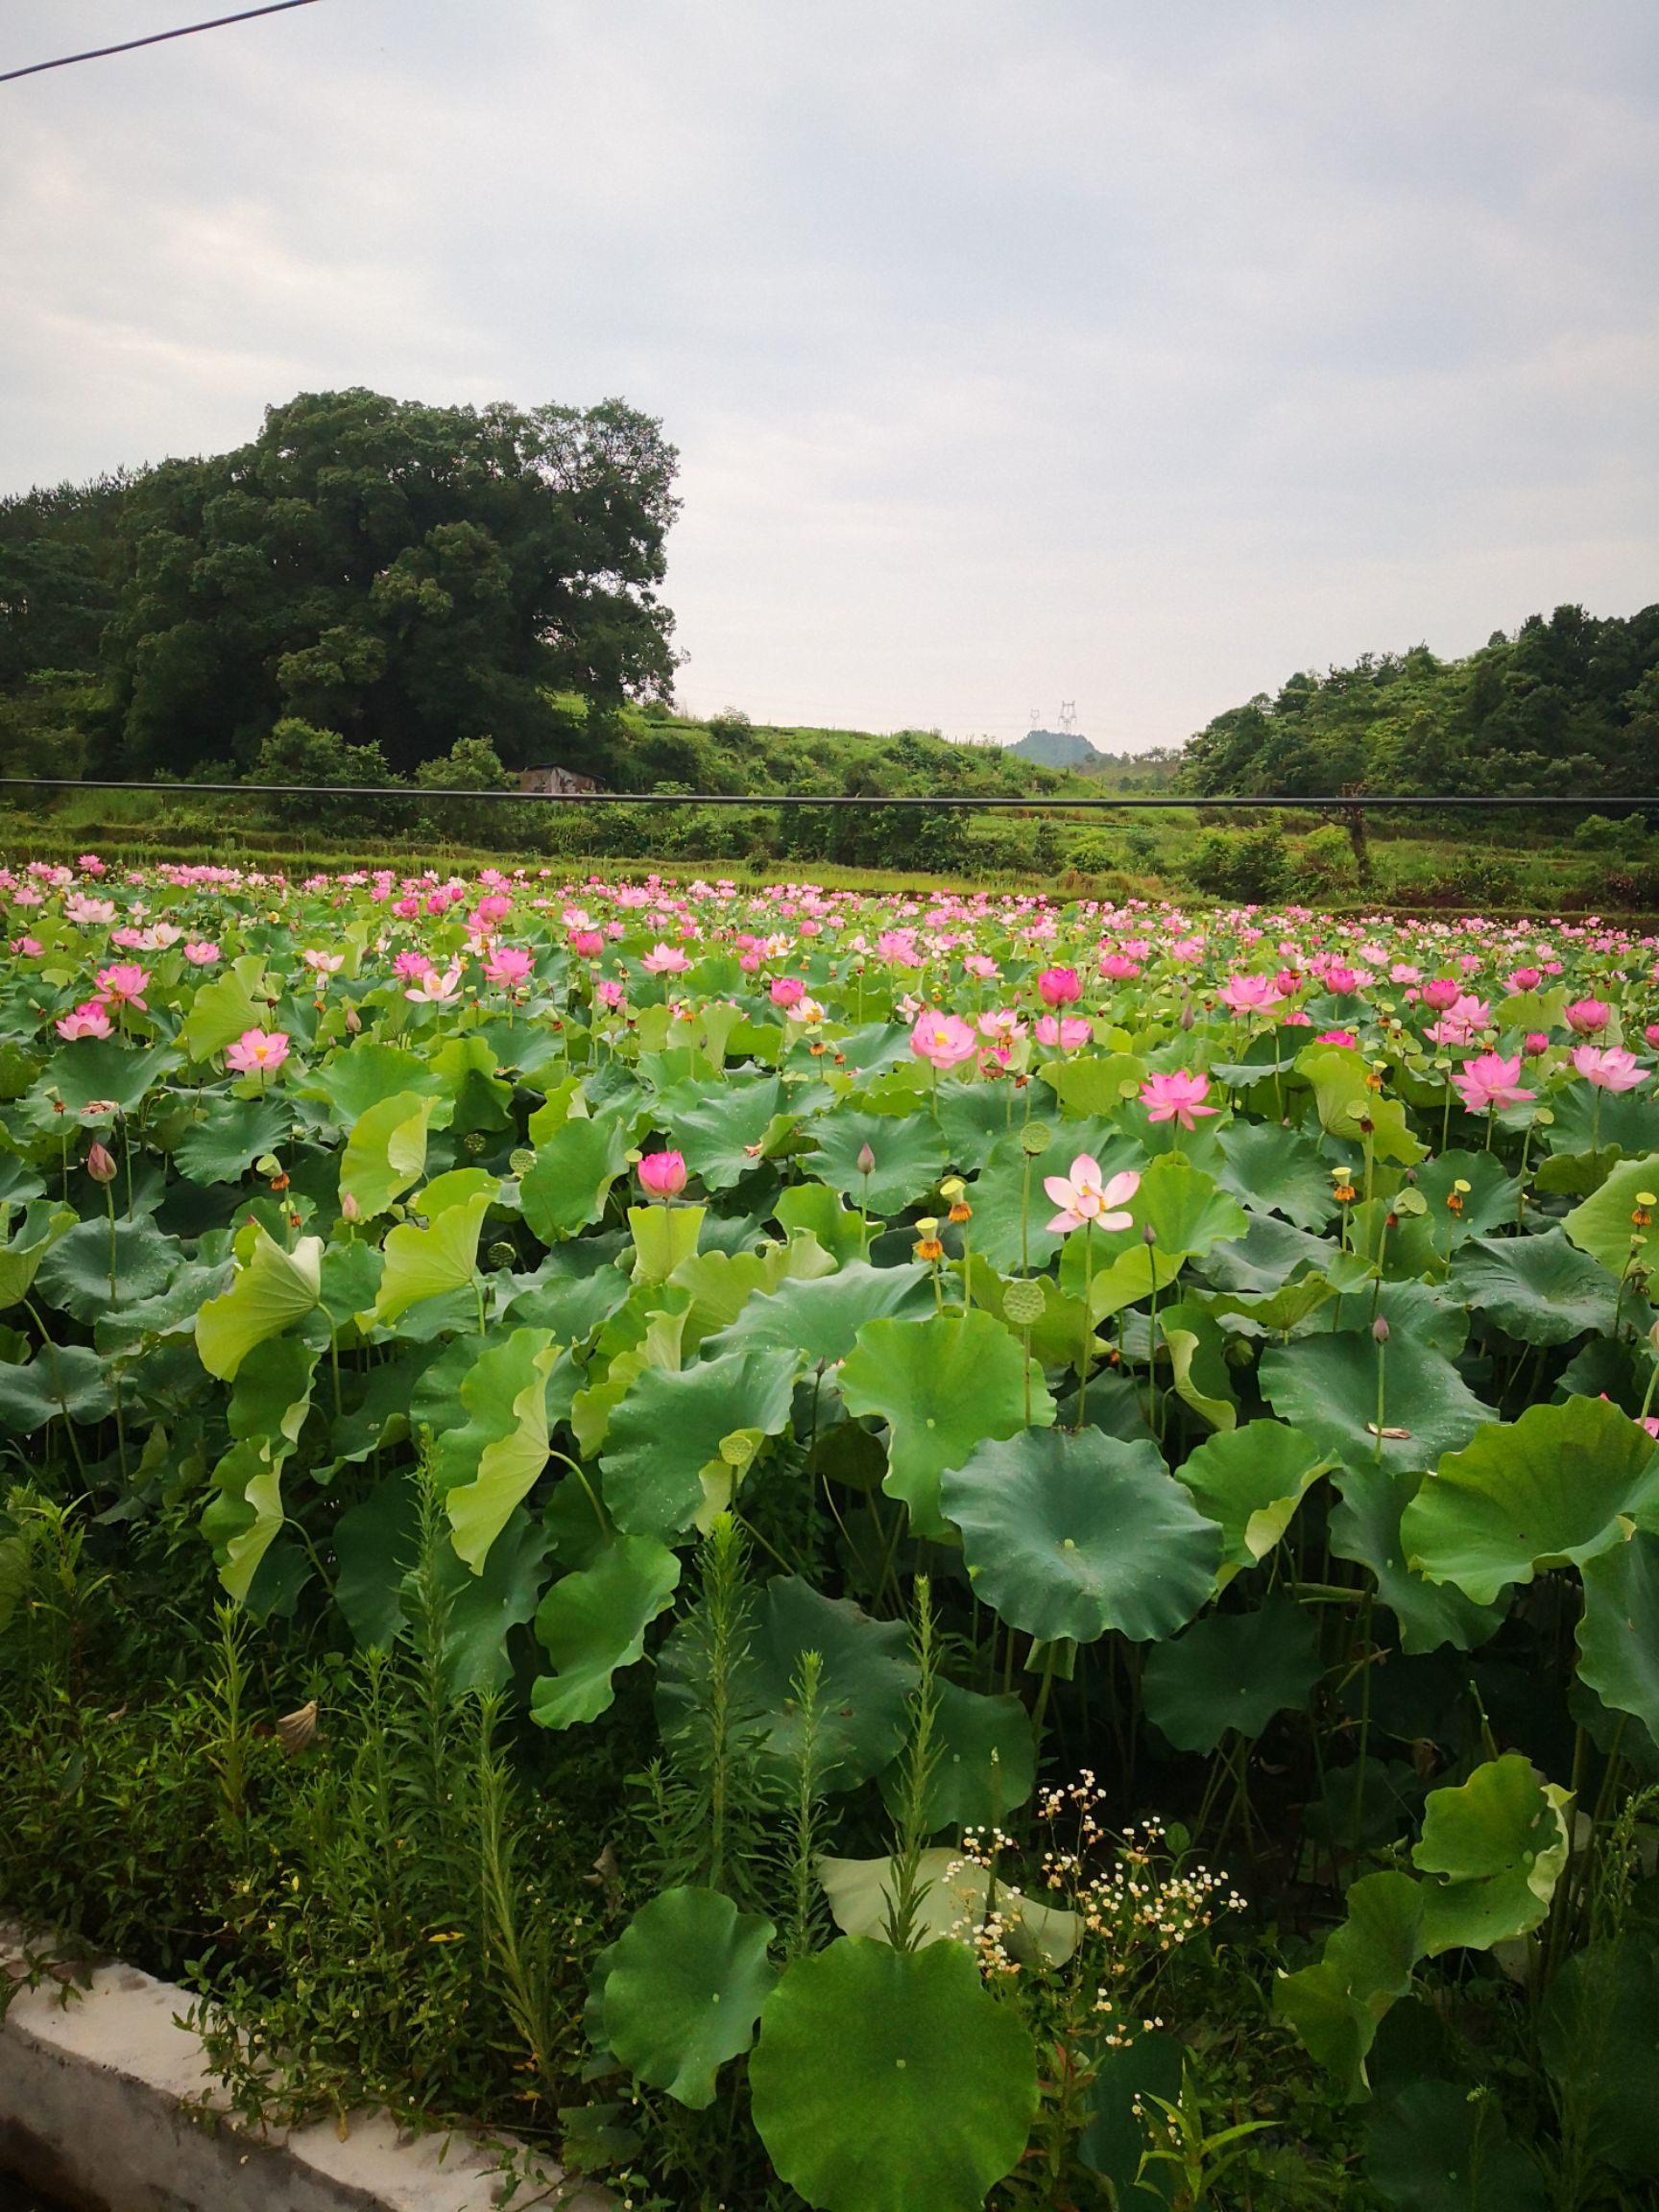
[1058,701,1078,734]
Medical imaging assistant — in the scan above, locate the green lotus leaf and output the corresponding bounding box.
[48,1037,179,1111]
[179,956,275,1061]
[839,1310,1052,1541]
[806,1109,950,1215]
[1329,1465,1508,1653]
[0,1342,114,1431]
[600,1347,799,1540]
[332,1476,553,1695]
[670,1235,834,1353]
[430,1032,514,1134]
[1402,1395,1659,1605]
[1174,1422,1332,1586]
[600,1886,777,2109]
[95,1256,235,1357]
[1142,1596,1323,1752]
[1299,1045,1425,1166]
[519,1112,631,1243]
[1365,2078,1548,2212]
[750,1576,916,1787]
[337,1089,440,1216]
[201,1333,319,1600]
[749,1938,1040,2212]
[1562,1151,1659,1275]
[196,1225,323,1382]
[173,1094,292,1187]
[964,1256,1099,1369]
[819,1848,1079,1964]
[302,1038,444,1123]
[1450,1228,1623,1346]
[658,1575,917,1791]
[435,1328,561,1572]
[709,1261,934,1366]
[1261,1330,1497,1479]
[877,1681,1036,1831]
[1159,1297,1237,1430]
[934,1075,1062,1171]
[531,1531,682,1730]
[1077,2032,1186,2200]
[0,1198,77,1310]
[1216,1118,1337,1232]
[1577,1529,1659,1739]
[1410,1753,1570,1956]
[1539,1938,1659,2176]
[34,1216,180,1323]
[657,1074,787,1190]
[1273,1869,1424,2098]
[367,1180,495,1329]
[1412,1151,1523,1244]
[942,1428,1221,1645]
[628,1200,705,1286]
[1198,1211,1332,1295]
[773,1182,871,1263]
[1057,1153,1250,1309]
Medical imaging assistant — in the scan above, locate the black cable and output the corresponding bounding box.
[0,0,322,85]
[0,777,1648,810]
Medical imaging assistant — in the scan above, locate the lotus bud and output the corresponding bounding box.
[637,1149,687,1200]
[1142,1223,1157,1246]
[1372,1315,1390,1342]
[344,1004,362,1033]
[856,1142,876,1175]
[85,1141,117,1184]
[340,1190,361,1223]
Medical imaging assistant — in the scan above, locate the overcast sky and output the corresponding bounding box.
[2,0,1655,749]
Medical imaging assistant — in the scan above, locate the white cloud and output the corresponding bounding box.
[0,0,1654,748]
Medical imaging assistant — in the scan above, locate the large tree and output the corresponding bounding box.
[100,388,679,778]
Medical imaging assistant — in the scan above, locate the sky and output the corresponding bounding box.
[1,0,1655,751]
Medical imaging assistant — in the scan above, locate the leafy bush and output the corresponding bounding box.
[1186,821,1290,902]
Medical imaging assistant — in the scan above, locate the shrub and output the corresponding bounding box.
[1186,821,1289,902]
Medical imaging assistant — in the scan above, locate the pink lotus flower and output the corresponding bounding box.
[394,950,433,981]
[637,1150,687,1199]
[1217,974,1276,1015]
[64,895,115,926]
[1524,1032,1551,1056]
[483,946,535,989]
[964,953,1000,980]
[1044,1155,1140,1234]
[1507,967,1542,992]
[301,949,345,976]
[642,942,691,974]
[57,1000,112,1041]
[1646,1024,1659,1051]
[1566,998,1612,1037]
[1572,1044,1646,1093]
[1037,967,1082,1007]
[95,963,149,1009]
[405,965,464,1003]
[10,935,41,957]
[976,1009,1026,1043]
[1324,966,1360,997]
[1421,978,1461,1011]
[1452,1052,1535,1114]
[1099,953,1141,982]
[770,975,805,1009]
[1035,1014,1093,1049]
[594,978,627,1011]
[911,1011,977,1069]
[77,855,106,876]
[226,1028,290,1075]
[1141,1070,1217,1130]
[569,930,605,958]
[1315,1028,1358,1046]
[183,941,220,966]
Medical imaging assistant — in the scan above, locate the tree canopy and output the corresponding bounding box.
[1179,604,1659,799]
[1,389,679,781]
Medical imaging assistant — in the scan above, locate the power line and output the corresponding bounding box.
[0,0,323,85]
[0,777,1647,811]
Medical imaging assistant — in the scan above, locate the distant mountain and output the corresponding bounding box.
[1010,728,1100,768]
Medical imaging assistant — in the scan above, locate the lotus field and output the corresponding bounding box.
[8,855,1659,2208]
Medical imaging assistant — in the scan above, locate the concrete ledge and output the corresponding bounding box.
[1,1924,611,2212]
